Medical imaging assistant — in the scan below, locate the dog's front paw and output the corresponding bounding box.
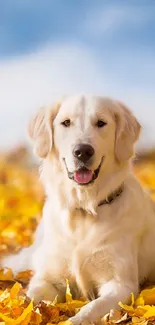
[69,311,94,325]
[27,277,60,303]
[70,318,91,325]
[69,298,105,325]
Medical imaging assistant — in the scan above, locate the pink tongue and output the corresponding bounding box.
[74,170,93,184]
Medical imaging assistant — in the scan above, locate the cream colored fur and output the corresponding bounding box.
[2,95,155,325]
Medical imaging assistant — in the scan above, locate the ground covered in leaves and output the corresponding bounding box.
[1,149,155,325]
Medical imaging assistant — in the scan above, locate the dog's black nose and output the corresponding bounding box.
[73,144,94,163]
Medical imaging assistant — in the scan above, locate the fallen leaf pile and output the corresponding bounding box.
[0,274,87,325]
[0,158,44,256]
[134,162,155,200]
[1,151,155,324]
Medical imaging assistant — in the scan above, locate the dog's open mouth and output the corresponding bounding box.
[64,158,103,185]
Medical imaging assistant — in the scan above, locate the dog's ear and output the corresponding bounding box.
[28,107,52,158]
[28,102,61,158]
[114,101,141,162]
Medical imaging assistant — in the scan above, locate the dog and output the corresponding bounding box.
[2,95,155,325]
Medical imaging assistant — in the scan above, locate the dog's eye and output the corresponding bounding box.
[97,120,107,128]
[61,119,71,127]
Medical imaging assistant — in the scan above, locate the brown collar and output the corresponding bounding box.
[98,184,124,207]
[76,184,124,214]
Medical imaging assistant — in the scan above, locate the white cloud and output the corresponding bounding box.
[83,5,155,36]
[0,43,104,148]
[0,42,155,150]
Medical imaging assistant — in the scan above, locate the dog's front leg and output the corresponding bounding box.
[26,243,67,303]
[70,279,138,325]
[70,239,139,325]
[27,273,66,303]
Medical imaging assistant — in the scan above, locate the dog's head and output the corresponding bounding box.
[28,95,141,186]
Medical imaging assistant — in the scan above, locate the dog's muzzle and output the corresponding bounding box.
[63,158,103,185]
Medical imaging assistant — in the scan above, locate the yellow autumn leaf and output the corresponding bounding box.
[135,295,145,307]
[144,306,155,320]
[0,268,14,281]
[132,316,148,325]
[0,288,10,302]
[119,293,135,315]
[10,282,21,300]
[134,307,150,317]
[58,321,73,325]
[57,299,87,312]
[136,288,155,306]
[131,292,135,306]
[0,300,33,324]
[46,323,71,325]
[118,301,135,315]
[66,279,72,302]
[131,305,155,319]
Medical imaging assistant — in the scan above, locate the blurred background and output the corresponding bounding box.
[0,0,155,256]
[0,0,155,151]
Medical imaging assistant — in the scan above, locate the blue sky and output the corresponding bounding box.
[0,0,155,148]
[1,0,155,58]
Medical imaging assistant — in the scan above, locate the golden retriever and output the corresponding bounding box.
[3,95,155,325]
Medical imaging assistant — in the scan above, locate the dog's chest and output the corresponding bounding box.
[60,208,96,242]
